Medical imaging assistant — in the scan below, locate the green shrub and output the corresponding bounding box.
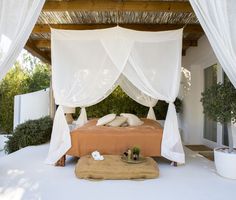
[73,86,182,120]
[0,64,29,133]
[4,116,53,154]
[201,81,236,152]
[201,81,236,124]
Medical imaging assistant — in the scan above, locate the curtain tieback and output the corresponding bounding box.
[147,106,156,120]
[75,107,88,127]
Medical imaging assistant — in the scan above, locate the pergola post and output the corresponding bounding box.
[49,76,56,119]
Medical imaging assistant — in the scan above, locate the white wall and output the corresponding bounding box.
[14,89,50,128]
[181,35,219,145]
[0,135,8,157]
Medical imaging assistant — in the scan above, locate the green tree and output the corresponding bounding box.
[201,81,236,152]
[0,63,29,133]
[26,63,51,93]
[0,52,51,134]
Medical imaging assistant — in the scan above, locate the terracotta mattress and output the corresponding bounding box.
[67,118,163,157]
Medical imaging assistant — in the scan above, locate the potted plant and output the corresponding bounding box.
[201,81,236,179]
[132,146,140,160]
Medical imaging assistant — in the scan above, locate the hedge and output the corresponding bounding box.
[73,86,182,120]
[4,116,53,154]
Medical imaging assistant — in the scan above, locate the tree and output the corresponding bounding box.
[26,63,51,93]
[201,81,236,153]
[0,63,29,133]
[0,51,51,134]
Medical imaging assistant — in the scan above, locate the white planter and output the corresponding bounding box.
[231,123,236,148]
[233,134,236,148]
[214,148,236,179]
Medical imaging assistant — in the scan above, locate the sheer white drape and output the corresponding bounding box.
[119,75,158,120]
[190,0,236,87]
[45,27,185,165]
[0,0,45,80]
[74,76,158,127]
[120,29,184,162]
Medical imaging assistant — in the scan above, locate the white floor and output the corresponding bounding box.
[0,144,235,200]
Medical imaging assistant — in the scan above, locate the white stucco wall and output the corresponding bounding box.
[14,89,50,128]
[181,35,219,145]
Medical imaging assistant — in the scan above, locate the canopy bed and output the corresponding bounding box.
[67,118,163,158]
[45,26,185,166]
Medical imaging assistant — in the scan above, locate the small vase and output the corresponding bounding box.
[133,154,139,161]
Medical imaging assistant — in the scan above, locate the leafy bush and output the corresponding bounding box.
[73,86,182,120]
[201,81,236,152]
[4,116,53,154]
[201,81,236,124]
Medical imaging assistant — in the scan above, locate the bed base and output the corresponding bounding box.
[55,155,66,167]
[172,161,178,167]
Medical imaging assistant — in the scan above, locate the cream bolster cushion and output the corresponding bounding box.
[120,113,144,126]
[106,116,127,127]
[96,113,116,126]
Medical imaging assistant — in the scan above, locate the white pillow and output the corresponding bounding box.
[96,114,116,126]
[120,113,144,126]
[106,116,127,127]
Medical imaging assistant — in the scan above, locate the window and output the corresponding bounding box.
[203,64,217,142]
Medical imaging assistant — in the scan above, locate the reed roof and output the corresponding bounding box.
[26,0,203,64]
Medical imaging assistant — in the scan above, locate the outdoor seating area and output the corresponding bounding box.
[0,143,235,200]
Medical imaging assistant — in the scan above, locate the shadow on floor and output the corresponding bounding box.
[185,145,214,161]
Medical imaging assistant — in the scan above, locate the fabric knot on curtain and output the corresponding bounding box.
[147,107,156,120]
[75,107,87,127]
[45,27,185,165]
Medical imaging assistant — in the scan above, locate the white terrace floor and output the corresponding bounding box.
[0,143,235,200]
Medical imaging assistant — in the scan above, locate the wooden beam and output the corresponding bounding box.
[25,41,51,64]
[43,0,193,13]
[183,40,198,48]
[36,45,188,56]
[31,39,194,57]
[33,24,203,33]
[34,40,51,49]
[33,39,198,49]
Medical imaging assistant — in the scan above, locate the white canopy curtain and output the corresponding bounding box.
[0,0,45,80]
[119,75,158,120]
[189,0,236,87]
[45,27,185,165]
[75,75,158,127]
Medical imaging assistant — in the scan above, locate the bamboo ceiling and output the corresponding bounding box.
[26,0,203,64]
